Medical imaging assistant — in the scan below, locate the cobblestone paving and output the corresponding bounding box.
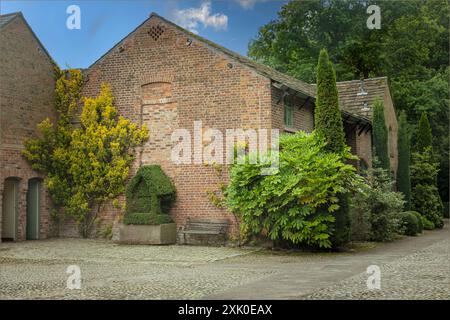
[302,238,450,300]
[1,235,448,299]
[0,239,269,299]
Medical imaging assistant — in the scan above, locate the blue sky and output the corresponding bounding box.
[0,0,288,68]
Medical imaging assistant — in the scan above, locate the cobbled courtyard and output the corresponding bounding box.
[0,225,449,300]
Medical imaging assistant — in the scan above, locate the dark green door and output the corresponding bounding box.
[26,179,41,240]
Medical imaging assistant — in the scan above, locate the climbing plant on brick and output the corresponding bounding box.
[23,67,83,212]
[68,84,148,236]
[24,75,148,237]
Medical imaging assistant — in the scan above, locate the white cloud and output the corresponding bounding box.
[235,0,268,10]
[171,1,228,34]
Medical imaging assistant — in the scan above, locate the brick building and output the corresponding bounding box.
[0,12,56,242]
[1,12,398,240]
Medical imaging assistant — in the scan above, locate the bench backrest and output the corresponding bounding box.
[185,218,229,233]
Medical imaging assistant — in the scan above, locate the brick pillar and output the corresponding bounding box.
[17,182,28,241]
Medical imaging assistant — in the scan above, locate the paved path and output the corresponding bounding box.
[0,222,448,299]
[206,223,449,299]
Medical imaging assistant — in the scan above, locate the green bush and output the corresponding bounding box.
[421,216,435,230]
[123,212,173,225]
[411,151,443,229]
[349,206,371,241]
[351,163,404,242]
[398,212,419,236]
[408,211,423,233]
[226,131,361,249]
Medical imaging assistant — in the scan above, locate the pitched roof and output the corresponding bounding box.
[336,77,388,120]
[310,77,389,122]
[0,11,57,67]
[0,12,20,29]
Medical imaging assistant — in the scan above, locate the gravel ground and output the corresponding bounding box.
[302,238,450,300]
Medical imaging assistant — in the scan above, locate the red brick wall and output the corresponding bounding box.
[0,16,55,241]
[356,129,373,170]
[271,87,315,133]
[68,15,273,236]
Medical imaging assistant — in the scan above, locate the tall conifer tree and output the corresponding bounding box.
[397,111,411,209]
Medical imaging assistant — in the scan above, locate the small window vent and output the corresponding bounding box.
[148,25,165,41]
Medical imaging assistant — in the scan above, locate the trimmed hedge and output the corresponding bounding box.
[125,165,176,215]
[124,165,176,226]
[398,212,419,236]
[123,213,174,225]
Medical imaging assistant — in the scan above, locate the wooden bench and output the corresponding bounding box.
[179,218,229,245]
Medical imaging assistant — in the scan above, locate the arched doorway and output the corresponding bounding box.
[1,178,20,241]
[26,179,41,240]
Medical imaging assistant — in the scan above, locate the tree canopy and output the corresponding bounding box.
[248,0,449,201]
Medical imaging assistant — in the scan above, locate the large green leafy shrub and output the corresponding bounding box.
[124,165,176,226]
[225,131,361,249]
[351,163,404,242]
[398,212,420,236]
